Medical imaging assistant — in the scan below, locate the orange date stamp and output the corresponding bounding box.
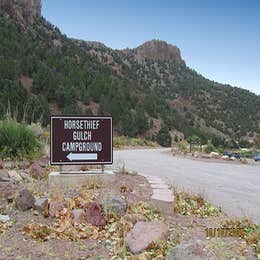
[205,227,243,237]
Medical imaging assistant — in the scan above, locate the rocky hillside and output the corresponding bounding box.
[0,0,41,24]
[0,0,259,145]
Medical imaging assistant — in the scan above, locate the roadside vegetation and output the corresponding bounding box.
[173,190,222,218]
[113,136,157,148]
[0,119,42,160]
[221,219,260,258]
[173,189,259,258]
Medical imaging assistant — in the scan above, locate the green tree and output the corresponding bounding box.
[134,105,149,135]
[156,125,172,147]
[119,111,135,137]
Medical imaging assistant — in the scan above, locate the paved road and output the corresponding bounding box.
[114,148,260,223]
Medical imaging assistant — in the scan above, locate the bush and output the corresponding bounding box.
[156,125,172,147]
[113,136,156,148]
[204,143,215,154]
[0,120,42,160]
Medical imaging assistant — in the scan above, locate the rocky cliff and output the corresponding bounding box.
[134,40,183,63]
[0,0,41,23]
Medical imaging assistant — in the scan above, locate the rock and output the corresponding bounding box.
[33,210,39,216]
[8,170,22,183]
[209,152,220,158]
[221,155,230,160]
[0,214,10,223]
[30,162,44,179]
[86,202,106,226]
[18,161,30,170]
[230,156,236,161]
[72,209,86,223]
[20,172,33,183]
[35,156,49,168]
[166,240,217,260]
[15,189,35,211]
[0,0,42,24]
[0,161,3,169]
[0,202,7,213]
[240,158,248,164]
[0,170,10,182]
[34,197,48,215]
[3,161,16,169]
[136,40,183,64]
[125,221,169,254]
[201,154,211,159]
[4,186,16,202]
[103,195,127,216]
[49,201,64,218]
[125,213,147,224]
[193,151,201,158]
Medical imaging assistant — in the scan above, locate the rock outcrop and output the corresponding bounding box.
[134,40,183,63]
[0,0,41,23]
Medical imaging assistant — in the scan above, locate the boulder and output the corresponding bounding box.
[0,214,10,223]
[30,162,44,179]
[49,201,64,218]
[209,152,220,158]
[86,202,106,227]
[72,209,86,223]
[34,197,48,215]
[125,221,169,254]
[15,189,35,211]
[0,170,10,182]
[166,240,217,260]
[103,195,127,216]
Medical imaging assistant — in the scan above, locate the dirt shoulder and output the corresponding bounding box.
[0,162,258,259]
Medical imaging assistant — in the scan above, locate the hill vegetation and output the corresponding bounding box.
[0,0,259,147]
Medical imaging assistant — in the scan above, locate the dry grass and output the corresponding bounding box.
[173,190,222,218]
[221,219,260,258]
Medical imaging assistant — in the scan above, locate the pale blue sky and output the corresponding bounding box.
[42,0,260,95]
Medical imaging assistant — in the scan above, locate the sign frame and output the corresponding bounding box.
[50,116,113,165]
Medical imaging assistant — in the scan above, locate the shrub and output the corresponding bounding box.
[178,140,189,152]
[156,125,172,147]
[204,143,215,154]
[113,136,156,148]
[0,120,42,160]
[174,190,221,217]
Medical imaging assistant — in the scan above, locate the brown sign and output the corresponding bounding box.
[50,116,113,165]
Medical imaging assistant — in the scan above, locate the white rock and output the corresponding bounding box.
[8,170,23,182]
[221,155,229,160]
[0,214,10,223]
[209,152,220,158]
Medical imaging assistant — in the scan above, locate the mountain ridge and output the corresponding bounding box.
[0,0,259,146]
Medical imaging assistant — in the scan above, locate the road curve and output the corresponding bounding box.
[114,148,260,223]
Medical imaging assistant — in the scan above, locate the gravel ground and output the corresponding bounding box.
[114,148,260,223]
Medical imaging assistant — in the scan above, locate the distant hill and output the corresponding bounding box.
[0,0,259,145]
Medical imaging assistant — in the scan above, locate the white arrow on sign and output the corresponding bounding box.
[66,153,98,161]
